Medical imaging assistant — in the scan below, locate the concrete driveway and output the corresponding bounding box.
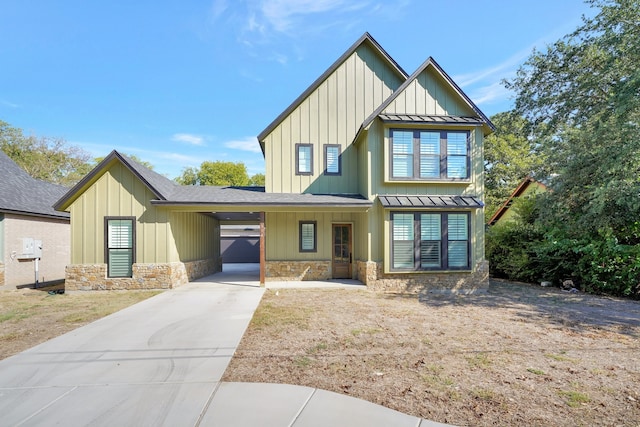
[0,265,447,427]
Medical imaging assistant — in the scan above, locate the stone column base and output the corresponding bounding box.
[356,260,489,294]
[266,260,331,281]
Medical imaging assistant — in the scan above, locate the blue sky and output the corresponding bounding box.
[0,0,593,179]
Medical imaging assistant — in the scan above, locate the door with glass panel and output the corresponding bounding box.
[332,224,352,279]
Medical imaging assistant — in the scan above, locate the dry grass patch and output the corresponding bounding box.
[0,287,160,360]
[223,281,640,426]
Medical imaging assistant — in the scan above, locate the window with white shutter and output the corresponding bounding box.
[324,144,341,175]
[389,129,470,180]
[105,217,135,278]
[390,212,470,271]
[299,221,317,252]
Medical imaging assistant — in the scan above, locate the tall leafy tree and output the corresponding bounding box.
[0,120,92,186]
[506,0,640,237]
[484,112,545,219]
[248,173,265,187]
[176,160,250,186]
[504,0,640,296]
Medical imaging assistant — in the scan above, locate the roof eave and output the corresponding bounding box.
[54,150,167,212]
[0,208,70,220]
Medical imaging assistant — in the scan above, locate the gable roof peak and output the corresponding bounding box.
[256,32,408,150]
[54,149,179,212]
[359,56,495,135]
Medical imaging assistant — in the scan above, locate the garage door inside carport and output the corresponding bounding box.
[211,211,261,264]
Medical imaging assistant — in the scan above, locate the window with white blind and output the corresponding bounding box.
[324,144,341,175]
[299,221,317,252]
[105,217,135,278]
[390,212,470,270]
[296,143,313,175]
[390,129,469,180]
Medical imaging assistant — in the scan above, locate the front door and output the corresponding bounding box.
[332,224,352,279]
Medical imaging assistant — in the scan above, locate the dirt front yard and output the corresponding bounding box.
[0,287,160,360]
[222,280,640,426]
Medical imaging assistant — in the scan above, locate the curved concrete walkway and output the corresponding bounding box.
[0,266,450,426]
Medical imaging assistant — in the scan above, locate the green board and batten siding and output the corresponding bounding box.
[263,43,404,195]
[67,161,219,265]
[266,211,360,261]
[358,66,486,270]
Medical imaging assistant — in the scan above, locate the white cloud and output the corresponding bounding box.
[468,81,513,106]
[210,0,228,19]
[224,136,262,153]
[1,99,20,108]
[260,0,349,33]
[172,133,205,146]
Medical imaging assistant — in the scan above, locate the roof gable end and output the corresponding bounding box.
[360,57,495,134]
[54,150,177,211]
[257,32,409,151]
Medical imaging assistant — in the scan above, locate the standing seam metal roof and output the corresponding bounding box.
[378,195,483,209]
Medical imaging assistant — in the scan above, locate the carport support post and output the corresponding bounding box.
[259,212,266,286]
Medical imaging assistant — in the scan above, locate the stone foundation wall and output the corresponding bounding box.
[184,258,219,281]
[266,260,331,281]
[64,258,219,291]
[356,260,489,294]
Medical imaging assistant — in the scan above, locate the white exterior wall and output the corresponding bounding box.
[1,214,70,288]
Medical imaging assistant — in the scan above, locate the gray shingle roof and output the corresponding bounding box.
[0,150,70,219]
[54,150,371,211]
[378,195,483,209]
[158,185,372,207]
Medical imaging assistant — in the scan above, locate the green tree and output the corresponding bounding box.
[484,111,545,219]
[0,120,91,186]
[176,160,249,186]
[505,0,640,297]
[248,173,265,187]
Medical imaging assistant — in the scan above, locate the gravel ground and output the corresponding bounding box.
[222,280,640,426]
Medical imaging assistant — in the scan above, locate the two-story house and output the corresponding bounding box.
[55,33,493,293]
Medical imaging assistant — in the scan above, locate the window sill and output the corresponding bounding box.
[384,179,472,185]
[385,269,472,275]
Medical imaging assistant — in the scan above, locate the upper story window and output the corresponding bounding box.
[390,129,470,180]
[324,144,341,175]
[296,143,313,175]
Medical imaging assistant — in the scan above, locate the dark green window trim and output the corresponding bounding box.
[389,129,470,180]
[105,216,136,278]
[390,211,470,271]
[299,220,317,252]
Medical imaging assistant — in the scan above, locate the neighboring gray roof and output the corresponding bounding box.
[0,150,70,219]
[378,114,486,126]
[378,195,483,209]
[257,32,409,150]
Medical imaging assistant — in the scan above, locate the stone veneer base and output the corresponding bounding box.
[266,260,331,281]
[356,260,489,294]
[65,259,219,291]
